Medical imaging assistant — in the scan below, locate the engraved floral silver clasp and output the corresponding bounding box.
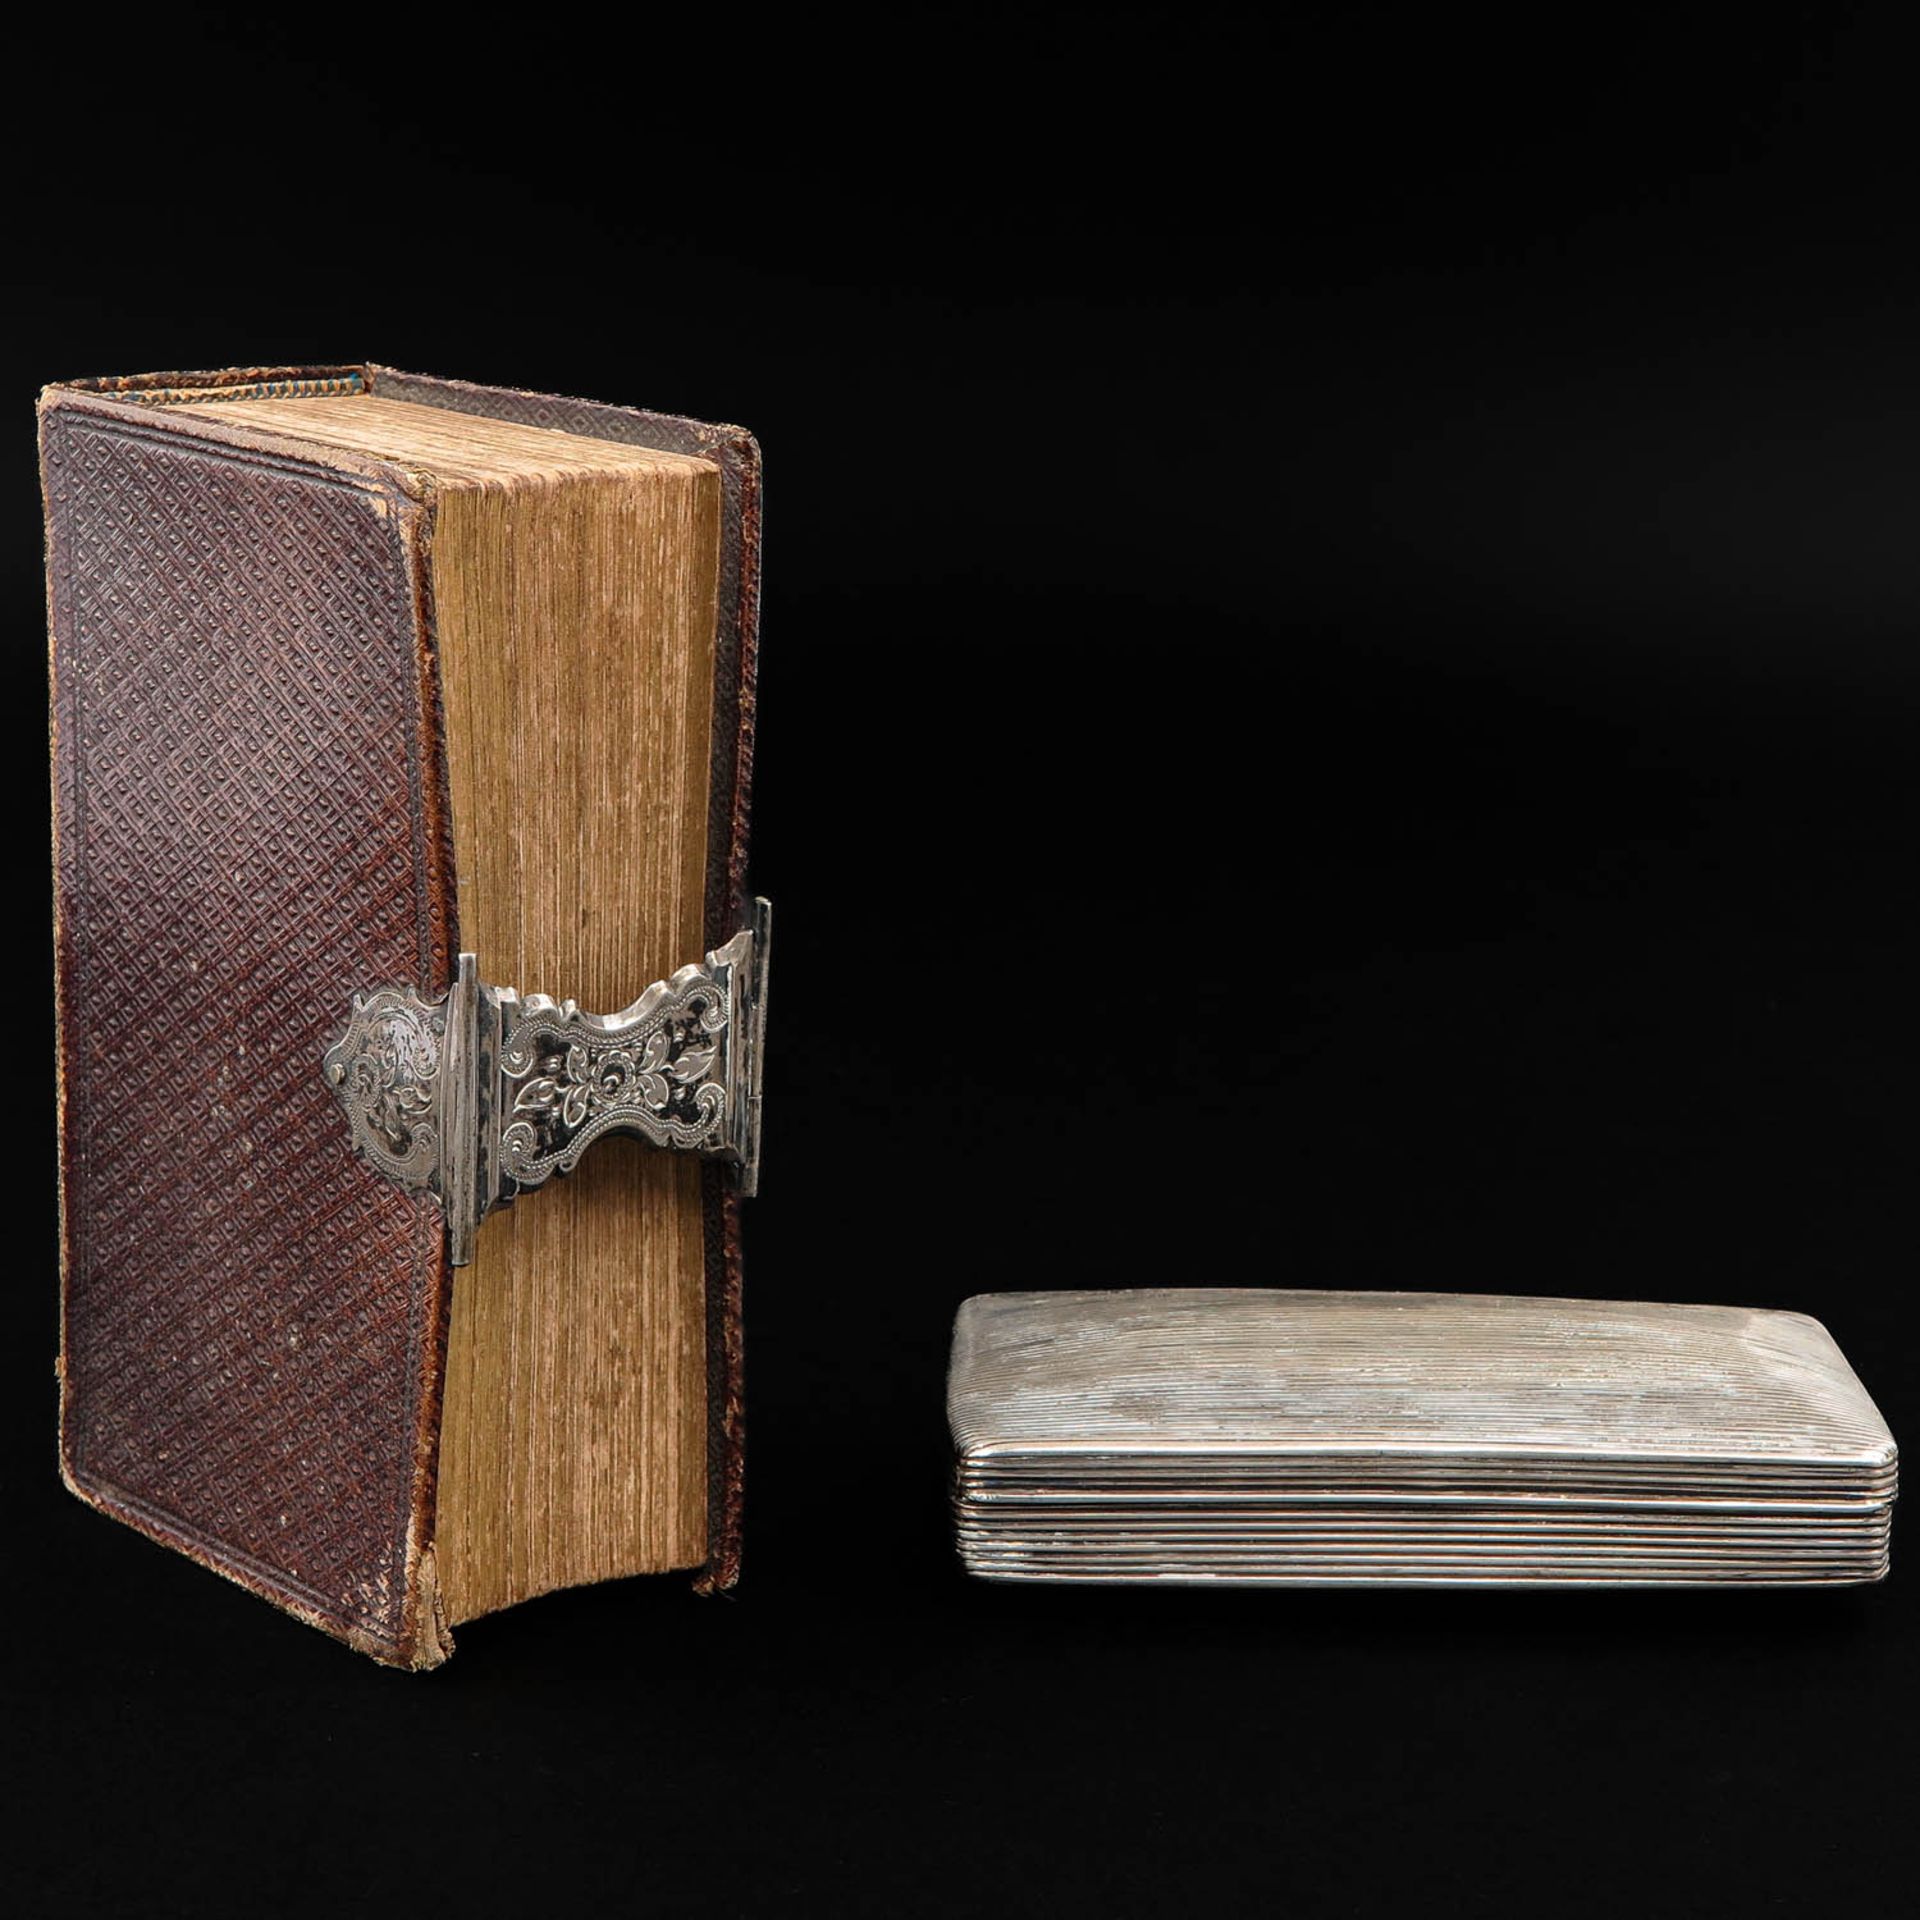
[323,899,770,1264]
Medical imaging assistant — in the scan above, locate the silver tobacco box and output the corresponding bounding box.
[948,1289,1898,1587]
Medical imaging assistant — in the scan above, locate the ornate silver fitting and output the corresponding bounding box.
[323,899,770,1265]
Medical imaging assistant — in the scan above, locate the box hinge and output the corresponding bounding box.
[323,898,770,1265]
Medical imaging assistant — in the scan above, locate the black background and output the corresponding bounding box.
[4,8,1916,1913]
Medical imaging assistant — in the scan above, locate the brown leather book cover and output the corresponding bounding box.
[40,365,760,1667]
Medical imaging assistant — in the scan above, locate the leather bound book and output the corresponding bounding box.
[40,365,765,1667]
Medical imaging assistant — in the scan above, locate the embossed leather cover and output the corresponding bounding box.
[41,366,760,1665]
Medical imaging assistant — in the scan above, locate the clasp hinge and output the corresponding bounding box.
[323,898,771,1265]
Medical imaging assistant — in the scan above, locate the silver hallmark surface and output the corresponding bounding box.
[324,898,771,1264]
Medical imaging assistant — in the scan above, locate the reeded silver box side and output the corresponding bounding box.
[948,1289,1898,1588]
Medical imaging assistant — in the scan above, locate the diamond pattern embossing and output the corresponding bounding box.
[47,405,454,1656]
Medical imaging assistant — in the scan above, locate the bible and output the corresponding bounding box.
[41,365,765,1667]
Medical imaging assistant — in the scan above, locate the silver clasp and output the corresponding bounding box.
[323,898,770,1264]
